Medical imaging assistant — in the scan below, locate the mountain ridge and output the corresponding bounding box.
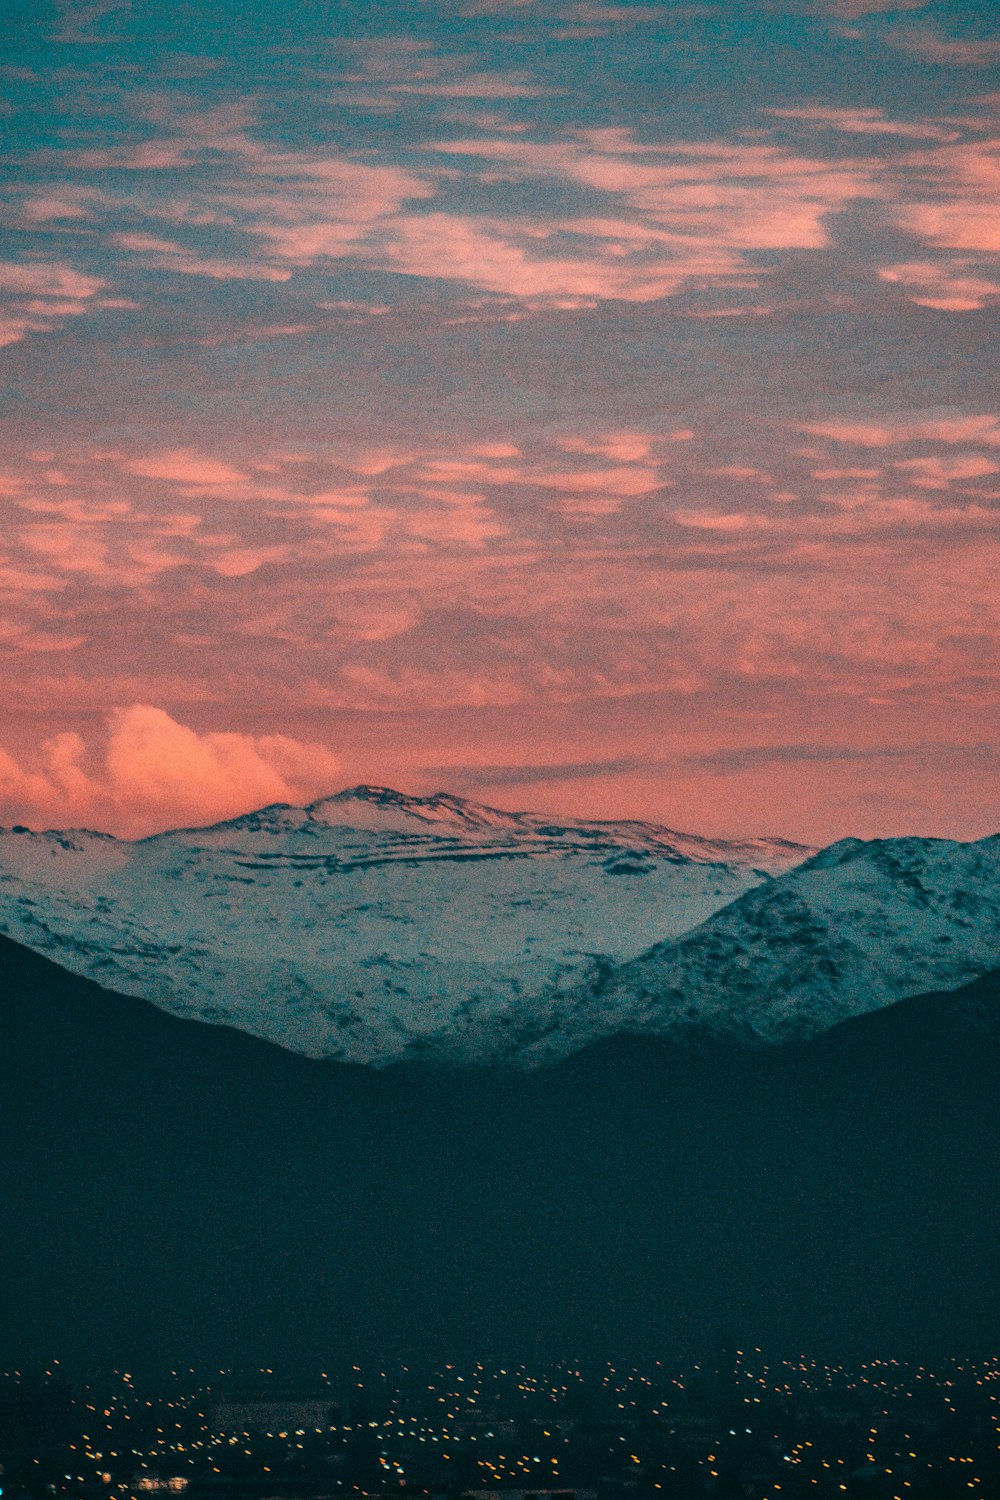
[3,930,1000,1371]
[483,830,1000,1064]
[2,784,813,867]
[0,789,997,1066]
[0,785,809,1063]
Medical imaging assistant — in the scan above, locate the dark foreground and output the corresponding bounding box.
[2,933,1000,1366]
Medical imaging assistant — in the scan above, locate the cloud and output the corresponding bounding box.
[822,0,929,14]
[557,431,658,461]
[415,446,668,511]
[895,202,1000,254]
[802,411,1000,446]
[413,133,882,300]
[383,73,551,100]
[893,453,1000,487]
[421,755,655,788]
[423,739,998,790]
[776,0,931,15]
[123,450,249,485]
[52,105,436,281]
[0,259,114,347]
[332,35,552,100]
[766,106,959,141]
[7,37,999,332]
[0,423,995,832]
[17,186,105,222]
[886,27,1000,67]
[522,464,665,496]
[53,0,130,44]
[372,210,727,302]
[109,232,292,282]
[879,260,1000,309]
[0,706,341,837]
[26,89,995,321]
[36,99,894,308]
[690,741,999,772]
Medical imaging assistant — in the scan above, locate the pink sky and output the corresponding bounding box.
[0,1,997,843]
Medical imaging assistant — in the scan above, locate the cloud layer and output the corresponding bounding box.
[0,0,997,841]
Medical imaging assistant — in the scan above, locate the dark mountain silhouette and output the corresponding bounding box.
[2,932,1000,1374]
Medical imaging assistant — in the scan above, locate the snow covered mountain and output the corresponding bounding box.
[0,784,806,1063]
[474,833,1000,1065]
[3,787,993,1067]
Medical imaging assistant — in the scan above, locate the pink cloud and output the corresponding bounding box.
[17,90,998,334]
[895,202,1000,254]
[227,155,435,264]
[471,442,523,459]
[879,259,1000,309]
[205,544,291,577]
[123,450,249,485]
[1,425,994,851]
[709,465,769,480]
[387,73,552,99]
[56,107,435,279]
[32,106,890,311]
[766,106,959,142]
[0,259,113,346]
[564,1,668,19]
[17,523,112,578]
[423,134,882,293]
[557,431,657,461]
[33,100,968,316]
[802,413,1000,446]
[0,706,341,837]
[110,232,292,281]
[820,0,930,14]
[894,454,1000,487]
[376,211,743,302]
[415,448,666,503]
[887,28,1000,67]
[673,510,762,531]
[893,137,998,248]
[17,186,104,221]
[332,34,550,98]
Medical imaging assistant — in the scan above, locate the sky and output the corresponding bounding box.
[0,0,997,844]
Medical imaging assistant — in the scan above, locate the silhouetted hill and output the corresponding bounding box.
[2,934,1000,1374]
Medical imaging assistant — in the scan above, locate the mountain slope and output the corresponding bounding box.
[487,833,1000,1063]
[3,933,1000,1371]
[0,785,807,1063]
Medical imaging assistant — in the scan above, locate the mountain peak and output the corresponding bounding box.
[325,784,483,812]
[308,785,529,833]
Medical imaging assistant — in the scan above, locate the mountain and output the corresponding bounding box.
[2,791,996,1067]
[3,932,1000,1372]
[0,785,807,1063]
[478,832,1000,1064]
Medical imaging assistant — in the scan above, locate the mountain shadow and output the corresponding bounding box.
[2,934,1000,1374]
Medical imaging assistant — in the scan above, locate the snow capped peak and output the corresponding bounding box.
[308,785,527,834]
